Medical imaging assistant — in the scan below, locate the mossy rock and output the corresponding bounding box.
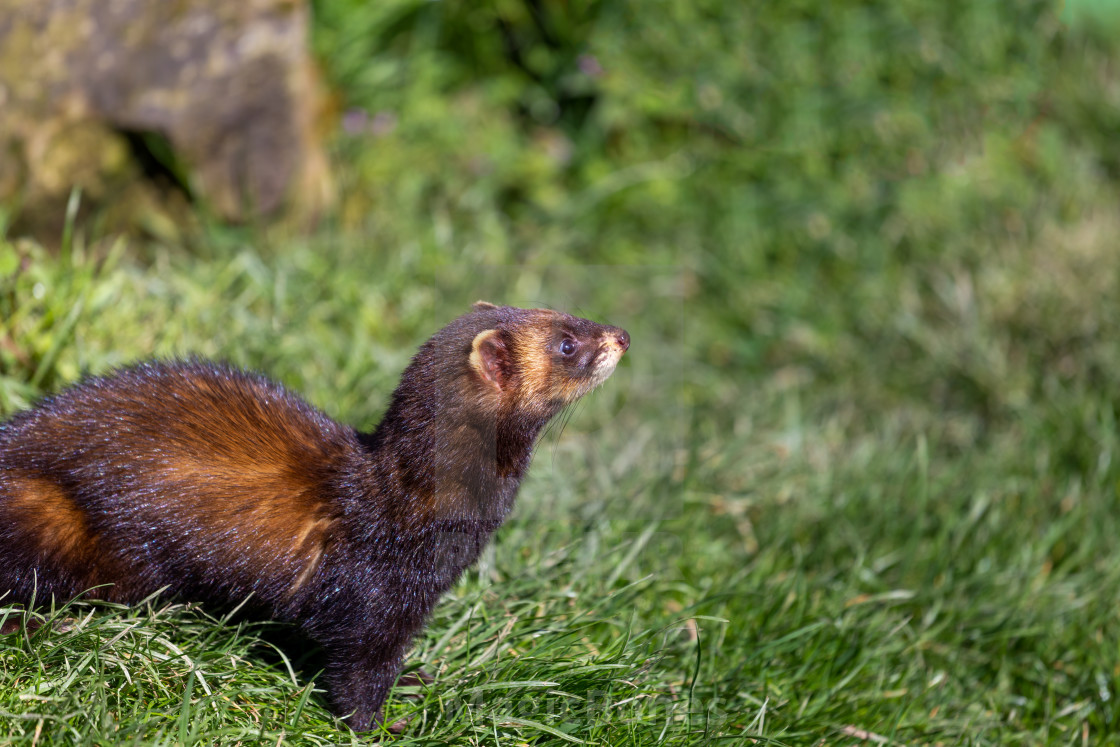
[0,0,333,234]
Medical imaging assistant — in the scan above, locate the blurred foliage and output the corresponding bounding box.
[310,0,1120,439]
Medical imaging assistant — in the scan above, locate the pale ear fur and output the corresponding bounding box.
[472,300,499,311]
[470,329,507,391]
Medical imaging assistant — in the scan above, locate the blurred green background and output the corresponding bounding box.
[4,1,1120,744]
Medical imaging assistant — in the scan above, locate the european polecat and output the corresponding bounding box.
[0,302,629,732]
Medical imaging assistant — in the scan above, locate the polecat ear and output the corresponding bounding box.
[470,329,509,391]
[472,300,498,311]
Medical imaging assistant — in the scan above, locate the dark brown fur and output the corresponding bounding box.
[0,303,629,731]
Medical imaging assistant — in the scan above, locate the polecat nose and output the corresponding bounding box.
[616,329,630,352]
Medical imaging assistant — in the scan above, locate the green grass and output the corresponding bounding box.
[3,1,1120,744]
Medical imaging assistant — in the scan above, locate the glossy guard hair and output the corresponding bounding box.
[0,303,630,731]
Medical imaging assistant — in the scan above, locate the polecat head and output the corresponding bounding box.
[467,301,629,420]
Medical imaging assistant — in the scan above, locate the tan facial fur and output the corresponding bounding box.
[510,312,559,403]
[509,309,627,409]
[587,335,627,389]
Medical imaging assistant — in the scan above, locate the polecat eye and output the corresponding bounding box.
[559,339,577,356]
